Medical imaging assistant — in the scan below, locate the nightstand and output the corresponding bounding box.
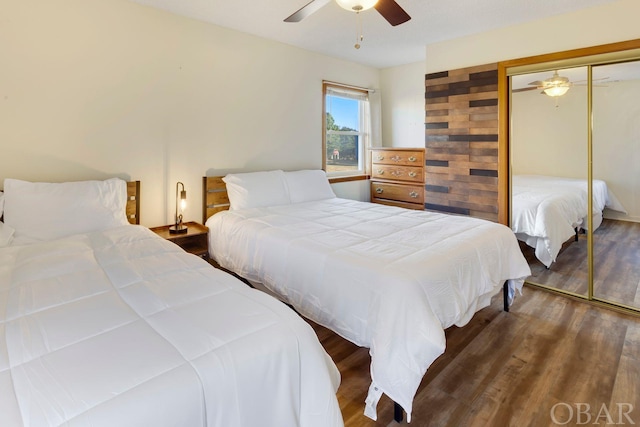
[150,221,209,259]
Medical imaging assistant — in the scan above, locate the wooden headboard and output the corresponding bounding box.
[126,181,141,225]
[202,176,229,223]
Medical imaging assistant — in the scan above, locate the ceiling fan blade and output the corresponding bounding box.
[512,87,538,93]
[527,80,544,86]
[374,0,411,26]
[573,77,610,84]
[284,0,331,23]
[575,83,611,87]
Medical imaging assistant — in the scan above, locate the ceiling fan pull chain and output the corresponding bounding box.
[354,11,363,49]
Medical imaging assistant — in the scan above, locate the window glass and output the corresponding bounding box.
[323,83,370,177]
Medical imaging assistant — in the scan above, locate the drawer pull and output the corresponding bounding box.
[408,156,417,162]
[376,155,384,161]
[390,155,401,162]
[408,171,417,178]
[377,169,384,175]
[409,191,419,198]
[375,187,384,194]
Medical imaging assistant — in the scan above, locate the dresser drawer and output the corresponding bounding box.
[371,149,424,167]
[369,147,425,210]
[371,198,425,210]
[371,182,424,205]
[371,165,424,183]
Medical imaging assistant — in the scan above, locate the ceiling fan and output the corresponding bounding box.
[513,71,573,97]
[513,71,611,97]
[284,0,411,26]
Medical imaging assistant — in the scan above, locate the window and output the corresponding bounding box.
[323,82,371,177]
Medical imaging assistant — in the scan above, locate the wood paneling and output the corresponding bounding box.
[425,63,499,222]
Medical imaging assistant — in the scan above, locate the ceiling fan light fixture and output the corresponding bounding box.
[543,85,570,97]
[336,0,379,12]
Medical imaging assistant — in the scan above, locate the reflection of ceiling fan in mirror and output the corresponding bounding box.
[513,70,611,97]
[284,0,411,26]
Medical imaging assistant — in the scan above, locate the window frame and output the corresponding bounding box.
[322,81,371,180]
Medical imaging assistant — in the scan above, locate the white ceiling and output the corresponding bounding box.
[127,0,621,69]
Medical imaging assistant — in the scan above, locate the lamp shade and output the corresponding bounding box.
[543,85,570,97]
[180,189,187,210]
[335,0,379,11]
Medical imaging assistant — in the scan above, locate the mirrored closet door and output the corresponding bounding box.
[592,60,640,310]
[503,40,640,314]
[510,66,589,296]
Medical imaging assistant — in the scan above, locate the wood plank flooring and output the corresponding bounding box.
[593,220,640,307]
[311,285,640,426]
[521,219,640,308]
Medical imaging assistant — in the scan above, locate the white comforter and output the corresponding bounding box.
[206,198,531,422]
[0,225,342,427]
[512,175,625,267]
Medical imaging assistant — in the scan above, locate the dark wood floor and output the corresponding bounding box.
[522,219,640,308]
[311,285,640,426]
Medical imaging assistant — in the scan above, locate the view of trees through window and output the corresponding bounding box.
[323,82,369,176]
[325,111,359,174]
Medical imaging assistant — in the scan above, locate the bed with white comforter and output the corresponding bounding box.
[0,178,342,427]
[206,192,531,422]
[512,174,626,267]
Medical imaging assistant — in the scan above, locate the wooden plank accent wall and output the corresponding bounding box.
[425,63,499,222]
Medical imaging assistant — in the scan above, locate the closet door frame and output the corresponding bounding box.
[499,39,640,316]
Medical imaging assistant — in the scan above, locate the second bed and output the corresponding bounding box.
[203,170,531,422]
[511,174,626,267]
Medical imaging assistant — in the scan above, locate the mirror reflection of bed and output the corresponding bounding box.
[510,59,640,310]
[511,65,589,295]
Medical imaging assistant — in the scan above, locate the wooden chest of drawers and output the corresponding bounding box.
[370,147,425,210]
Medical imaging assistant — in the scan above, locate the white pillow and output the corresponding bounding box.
[284,170,336,204]
[223,170,290,210]
[0,221,14,247]
[3,178,129,241]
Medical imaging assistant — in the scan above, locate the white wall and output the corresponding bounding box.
[380,1,640,151]
[425,0,640,73]
[0,0,380,226]
[511,76,589,179]
[593,80,640,222]
[379,61,425,148]
[511,78,640,222]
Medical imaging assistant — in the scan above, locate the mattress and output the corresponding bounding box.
[206,198,531,421]
[0,225,342,427]
[512,174,625,267]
